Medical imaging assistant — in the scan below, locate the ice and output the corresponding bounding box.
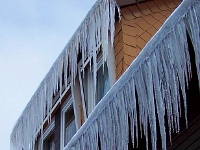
[64,1,200,150]
[11,0,200,150]
[10,0,118,149]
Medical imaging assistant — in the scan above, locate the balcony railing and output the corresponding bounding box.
[64,0,200,149]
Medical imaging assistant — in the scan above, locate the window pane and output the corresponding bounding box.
[43,133,55,150]
[82,63,110,115]
[64,107,76,146]
[96,64,110,103]
[83,70,89,115]
[49,141,55,150]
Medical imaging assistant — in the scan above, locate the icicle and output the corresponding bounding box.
[11,0,200,150]
[172,20,191,127]
[109,0,118,47]
[155,45,173,143]
[126,77,138,148]
[151,52,166,150]
[165,34,181,133]
[65,1,199,150]
[134,67,150,150]
[64,49,69,89]
[185,1,200,87]
[59,56,64,96]
[143,59,157,150]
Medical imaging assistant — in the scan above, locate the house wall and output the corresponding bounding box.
[114,0,181,79]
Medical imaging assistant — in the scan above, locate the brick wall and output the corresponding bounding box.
[114,0,181,79]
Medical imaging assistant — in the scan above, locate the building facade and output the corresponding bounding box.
[11,0,200,149]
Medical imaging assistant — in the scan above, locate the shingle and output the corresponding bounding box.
[153,21,163,30]
[135,24,145,36]
[118,30,123,40]
[159,16,167,24]
[173,0,181,6]
[123,55,135,67]
[143,15,157,25]
[115,22,122,35]
[124,54,136,66]
[164,10,173,18]
[129,5,143,18]
[163,0,177,9]
[123,34,136,47]
[154,0,168,11]
[122,18,135,27]
[153,12,164,20]
[140,31,152,43]
[114,34,119,47]
[123,62,130,72]
[146,1,161,13]
[115,38,123,55]
[116,60,123,77]
[115,47,124,64]
[137,3,151,15]
[136,19,151,31]
[123,44,138,56]
[136,46,141,54]
[121,7,135,20]
[122,24,136,37]
[136,37,147,49]
[147,26,158,36]
[160,10,172,16]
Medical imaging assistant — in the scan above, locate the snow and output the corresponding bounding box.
[10,0,200,149]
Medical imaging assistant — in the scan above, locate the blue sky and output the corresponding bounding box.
[0,0,96,149]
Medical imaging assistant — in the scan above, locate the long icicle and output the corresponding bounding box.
[11,0,200,150]
[10,0,118,149]
[64,0,200,150]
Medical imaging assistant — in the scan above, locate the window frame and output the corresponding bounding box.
[78,46,116,116]
[60,96,77,149]
[43,119,55,150]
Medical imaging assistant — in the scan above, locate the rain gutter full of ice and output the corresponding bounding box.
[64,0,200,149]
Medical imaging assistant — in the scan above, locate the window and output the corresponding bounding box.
[96,64,110,103]
[43,119,55,150]
[43,134,55,150]
[61,96,77,149]
[34,136,41,150]
[80,53,113,115]
[64,107,76,145]
[78,41,116,117]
